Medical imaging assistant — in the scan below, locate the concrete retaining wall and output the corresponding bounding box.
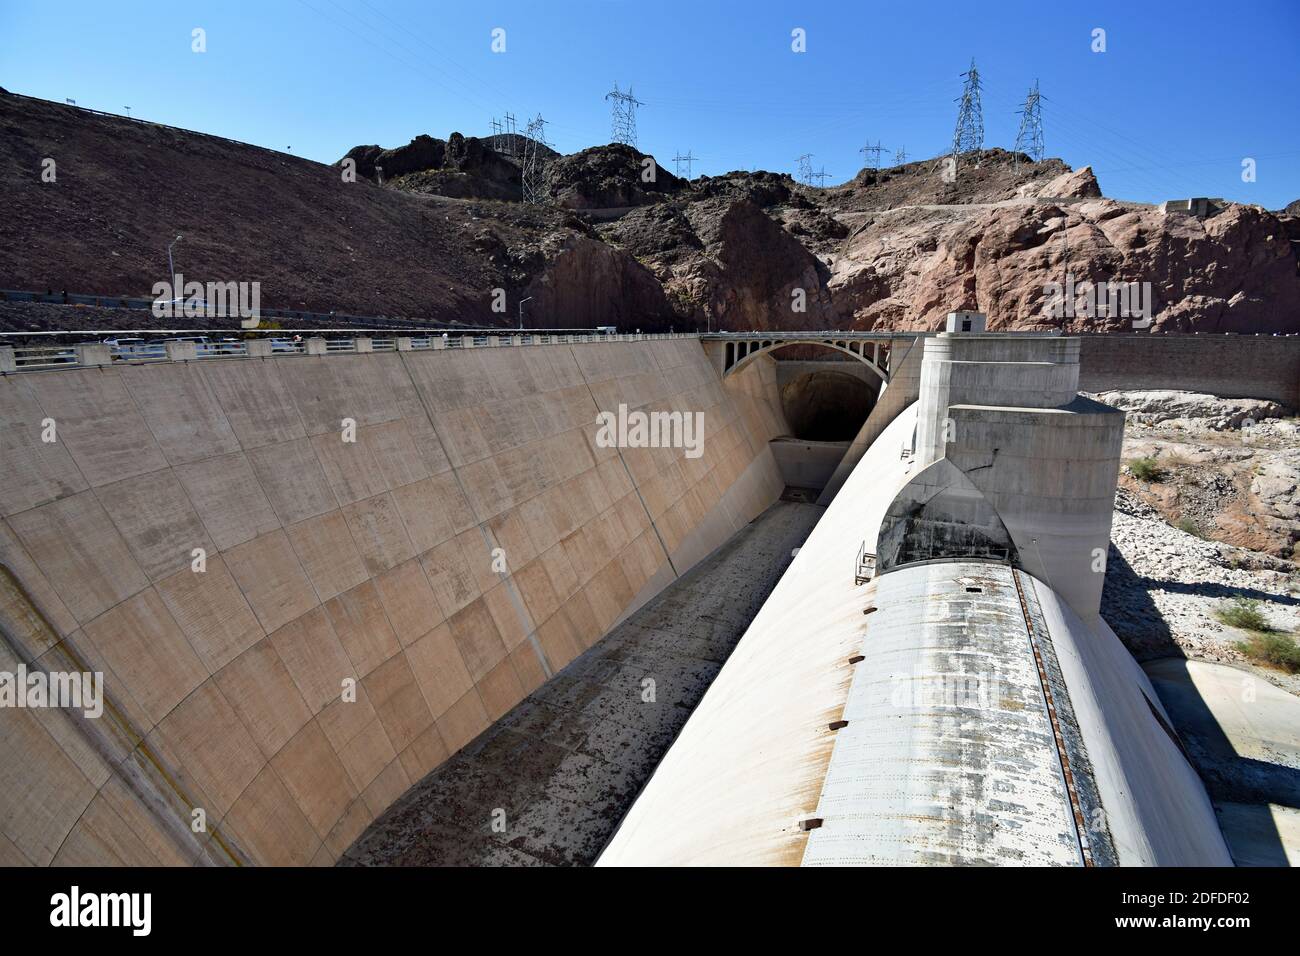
[0,337,787,866]
[1077,334,1300,410]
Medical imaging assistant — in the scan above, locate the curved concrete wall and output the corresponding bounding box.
[0,337,787,866]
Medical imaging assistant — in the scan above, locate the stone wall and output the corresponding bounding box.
[0,337,786,866]
[1077,334,1300,410]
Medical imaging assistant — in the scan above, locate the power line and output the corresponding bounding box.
[605,83,644,148]
[950,58,984,162]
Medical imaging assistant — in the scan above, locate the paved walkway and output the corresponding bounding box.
[340,498,824,866]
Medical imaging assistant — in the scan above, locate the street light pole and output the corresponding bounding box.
[167,234,182,289]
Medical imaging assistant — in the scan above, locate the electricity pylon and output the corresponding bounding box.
[860,141,886,171]
[950,58,985,161]
[1014,80,1045,169]
[521,114,550,205]
[605,83,643,147]
[796,153,814,185]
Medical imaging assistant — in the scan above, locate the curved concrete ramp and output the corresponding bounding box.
[0,336,788,866]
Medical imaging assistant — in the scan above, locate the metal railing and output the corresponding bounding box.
[0,330,693,374]
[855,542,877,586]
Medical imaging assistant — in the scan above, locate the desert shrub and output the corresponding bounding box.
[1235,632,1300,674]
[1128,456,1164,482]
[1175,517,1206,538]
[1214,598,1272,632]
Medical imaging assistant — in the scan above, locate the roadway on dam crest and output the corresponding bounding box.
[339,497,823,866]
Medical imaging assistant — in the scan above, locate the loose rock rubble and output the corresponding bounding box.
[1089,389,1287,430]
[1100,391,1300,693]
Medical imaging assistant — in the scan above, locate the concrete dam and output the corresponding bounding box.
[0,326,1263,865]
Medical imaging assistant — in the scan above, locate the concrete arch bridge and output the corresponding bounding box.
[700,332,902,384]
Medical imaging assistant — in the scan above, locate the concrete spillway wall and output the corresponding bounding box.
[0,337,787,865]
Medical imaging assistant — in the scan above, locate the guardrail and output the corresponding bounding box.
[0,331,694,373]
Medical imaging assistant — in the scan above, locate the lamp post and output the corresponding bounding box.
[167,235,183,288]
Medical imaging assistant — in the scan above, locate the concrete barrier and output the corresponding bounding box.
[73,343,111,366]
[164,341,198,362]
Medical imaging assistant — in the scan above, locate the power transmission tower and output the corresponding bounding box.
[812,166,832,188]
[605,83,644,148]
[504,112,518,157]
[673,150,698,179]
[1013,80,1045,169]
[490,117,503,154]
[796,153,814,185]
[521,114,550,205]
[894,146,908,166]
[859,141,886,171]
[950,58,985,161]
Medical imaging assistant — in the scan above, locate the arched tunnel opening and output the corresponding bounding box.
[780,369,876,441]
[767,362,880,497]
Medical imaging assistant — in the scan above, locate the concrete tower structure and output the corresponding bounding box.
[908,326,1124,618]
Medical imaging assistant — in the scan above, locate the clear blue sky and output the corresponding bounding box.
[3,0,1298,208]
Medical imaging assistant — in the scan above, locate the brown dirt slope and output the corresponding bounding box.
[0,92,673,330]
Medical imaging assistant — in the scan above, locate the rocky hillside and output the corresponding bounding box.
[0,91,673,331]
[2,88,1298,335]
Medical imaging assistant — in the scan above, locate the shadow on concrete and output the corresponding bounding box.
[1104,544,1296,864]
[1145,657,1298,867]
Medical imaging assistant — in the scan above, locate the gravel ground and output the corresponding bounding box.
[1103,486,1300,693]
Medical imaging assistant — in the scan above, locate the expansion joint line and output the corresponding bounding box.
[395,351,553,680]
[569,345,679,580]
[1011,567,1094,867]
